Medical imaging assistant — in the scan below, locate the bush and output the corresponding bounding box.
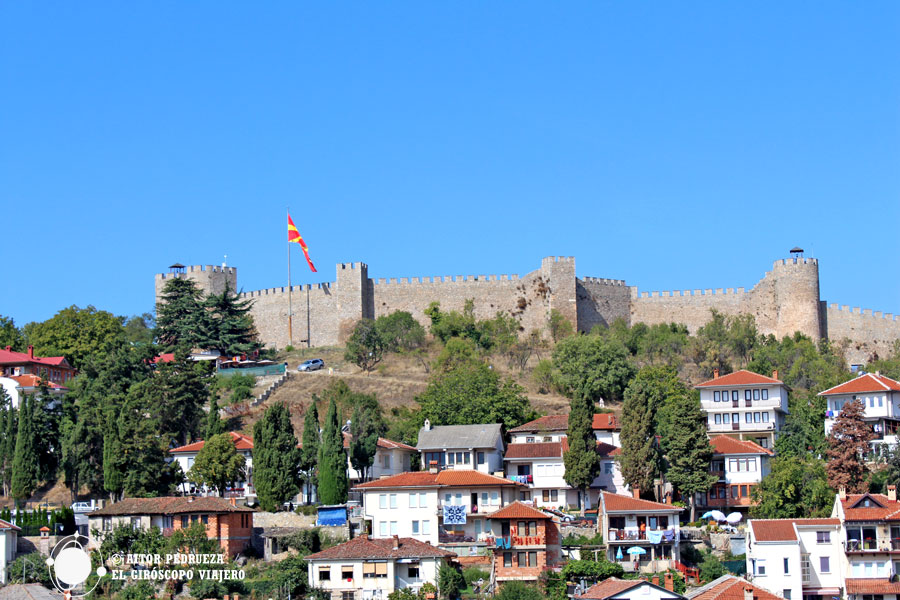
[561,559,624,582]
[496,581,545,600]
[190,578,228,599]
[7,552,53,585]
[699,552,727,582]
[463,566,490,586]
[533,359,555,394]
[296,504,318,516]
[438,562,465,600]
[389,590,418,600]
[116,581,158,600]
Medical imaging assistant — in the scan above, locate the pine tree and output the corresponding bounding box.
[318,399,350,505]
[11,395,39,504]
[619,373,663,498]
[152,350,210,447]
[664,392,717,522]
[102,412,124,502]
[299,402,320,504]
[350,405,382,482]
[252,403,300,512]
[826,399,876,493]
[199,282,259,357]
[206,396,226,439]
[563,385,600,512]
[156,277,207,351]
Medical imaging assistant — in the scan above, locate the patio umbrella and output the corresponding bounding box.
[726,512,743,524]
[626,547,647,555]
[701,511,715,519]
[710,510,727,522]
[616,547,623,560]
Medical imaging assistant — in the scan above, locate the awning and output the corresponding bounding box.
[801,588,841,596]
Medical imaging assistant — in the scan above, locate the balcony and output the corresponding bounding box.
[699,495,753,508]
[845,539,881,552]
[493,535,546,549]
[608,529,677,543]
[706,422,774,433]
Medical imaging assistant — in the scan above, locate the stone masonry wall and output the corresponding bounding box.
[154,265,237,304]
[825,305,900,366]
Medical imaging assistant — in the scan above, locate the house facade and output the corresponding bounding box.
[0,375,68,409]
[169,432,255,499]
[696,370,789,448]
[489,502,561,583]
[599,492,682,574]
[820,373,900,457]
[345,435,417,482]
[0,519,20,584]
[746,518,843,600]
[0,346,75,385]
[698,436,773,512]
[305,535,456,600]
[87,497,254,556]
[416,422,505,474]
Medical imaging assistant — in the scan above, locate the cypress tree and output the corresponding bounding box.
[11,395,39,504]
[619,370,665,498]
[252,403,300,512]
[562,384,600,512]
[664,392,717,522]
[350,405,381,482]
[206,396,226,439]
[3,404,15,497]
[299,402,320,504]
[318,399,349,505]
[102,413,124,501]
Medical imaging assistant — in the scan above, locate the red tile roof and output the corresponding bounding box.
[88,496,253,516]
[354,470,522,490]
[489,501,551,520]
[0,347,71,369]
[339,432,416,451]
[689,576,782,600]
[819,373,900,396]
[7,375,68,390]
[581,578,644,599]
[306,536,455,561]
[509,415,570,433]
[170,431,254,453]
[152,353,176,364]
[592,413,619,430]
[596,442,621,457]
[846,579,900,594]
[841,494,900,522]
[601,492,682,513]
[0,518,21,531]
[696,370,783,388]
[505,442,564,460]
[709,436,774,456]
[749,518,840,542]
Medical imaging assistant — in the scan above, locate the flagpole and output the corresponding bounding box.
[287,208,293,347]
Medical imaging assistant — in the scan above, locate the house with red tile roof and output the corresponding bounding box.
[169,432,255,499]
[696,369,789,449]
[0,346,75,385]
[305,535,456,600]
[489,501,561,584]
[580,574,682,600]
[599,492,683,574]
[698,436,773,512]
[416,422,505,474]
[687,575,783,600]
[745,518,842,600]
[353,469,527,555]
[820,372,900,457]
[87,496,253,557]
[0,374,68,409]
[507,413,621,446]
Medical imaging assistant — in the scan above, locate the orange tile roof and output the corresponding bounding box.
[581,578,644,599]
[846,579,900,594]
[819,373,900,396]
[0,518,21,531]
[169,431,254,453]
[354,469,522,490]
[592,413,619,430]
[354,472,438,489]
[601,492,682,513]
[709,436,774,456]
[306,536,455,561]
[88,496,253,516]
[696,370,783,388]
[509,415,570,433]
[505,442,564,460]
[596,442,620,457]
[489,501,551,520]
[0,347,71,369]
[749,518,840,542]
[689,575,782,600]
[8,375,68,390]
[841,493,900,522]
[436,470,522,487]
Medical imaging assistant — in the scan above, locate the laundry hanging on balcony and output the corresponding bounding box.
[443,504,467,525]
[647,530,663,544]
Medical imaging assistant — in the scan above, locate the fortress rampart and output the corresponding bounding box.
[154,256,898,365]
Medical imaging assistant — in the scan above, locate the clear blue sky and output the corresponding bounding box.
[2,2,898,326]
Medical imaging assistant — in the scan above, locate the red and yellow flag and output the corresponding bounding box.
[288,214,317,272]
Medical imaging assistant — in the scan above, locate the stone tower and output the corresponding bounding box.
[154,264,238,308]
[541,256,578,329]
[334,262,370,342]
[770,257,822,340]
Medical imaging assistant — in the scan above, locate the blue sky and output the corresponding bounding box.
[1,2,898,326]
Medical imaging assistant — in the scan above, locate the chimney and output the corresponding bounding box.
[743,587,754,600]
[231,497,237,506]
[652,575,660,587]
[429,460,438,474]
[392,535,400,550]
[772,369,779,380]
[839,486,847,501]
[713,368,720,379]
[889,485,897,502]
[664,573,674,592]
[27,345,34,359]
[4,346,9,352]
[188,496,194,503]
[632,488,640,499]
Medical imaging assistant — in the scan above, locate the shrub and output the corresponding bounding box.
[116,581,158,600]
[190,578,227,599]
[463,566,490,586]
[389,590,418,600]
[496,581,545,600]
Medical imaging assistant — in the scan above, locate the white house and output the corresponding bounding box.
[698,436,772,513]
[746,518,843,600]
[687,575,783,600]
[504,440,573,509]
[580,575,683,600]
[696,369,789,448]
[305,535,456,600]
[506,414,621,446]
[599,492,682,574]
[169,432,255,499]
[344,435,417,482]
[0,375,68,409]
[0,519,20,584]
[820,372,900,457]
[416,422,505,474]
[592,414,621,447]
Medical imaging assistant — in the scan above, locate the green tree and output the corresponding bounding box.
[23,305,127,368]
[103,412,125,501]
[345,318,385,372]
[699,552,727,583]
[663,392,716,522]
[1,399,15,497]
[189,433,246,496]
[150,350,211,447]
[560,559,624,582]
[199,281,260,357]
[299,402,320,504]
[10,394,39,503]
[424,301,478,344]
[117,380,180,497]
[350,405,383,482]
[437,562,465,600]
[0,315,26,351]
[826,399,876,493]
[123,312,156,346]
[563,385,601,511]
[552,334,635,403]
[775,391,828,458]
[253,403,301,511]
[155,277,207,351]
[318,399,349,505]
[206,396,226,439]
[688,310,732,378]
[375,311,426,352]
[548,309,574,343]
[750,457,833,519]
[619,370,665,498]
[495,581,544,600]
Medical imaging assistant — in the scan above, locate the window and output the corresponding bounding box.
[408,565,420,579]
[423,520,431,534]
[503,553,512,567]
[520,491,532,501]
[390,522,398,535]
[754,559,767,576]
[730,485,738,499]
[733,391,739,401]
[447,453,455,465]
[714,391,721,402]
[412,520,420,534]
[879,397,884,408]
[715,414,722,424]
[477,452,485,465]
[754,389,760,400]
[341,566,354,581]
[103,517,112,532]
[163,516,174,529]
[181,516,189,528]
[420,493,427,508]
[761,389,768,400]
[757,438,768,448]
[817,531,831,544]
[380,494,387,509]
[131,517,142,530]
[783,591,791,600]
[383,454,391,469]
[341,593,355,600]
[517,552,527,566]
[455,493,463,505]
[528,551,538,566]
[464,452,471,464]
[784,558,790,574]
[379,522,387,536]
[491,492,499,505]
[390,494,398,509]
[410,493,417,508]
[526,436,535,443]
[820,557,830,573]
[723,414,730,424]
[745,413,752,424]
[745,390,752,401]
[551,490,558,502]
[444,493,451,505]
[543,436,552,442]
[363,562,387,578]
[319,567,331,581]
[605,462,614,474]
[762,413,769,423]
[754,412,761,423]
[542,490,550,502]
[481,492,489,505]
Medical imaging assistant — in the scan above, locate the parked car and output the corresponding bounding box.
[71,502,93,513]
[297,359,325,372]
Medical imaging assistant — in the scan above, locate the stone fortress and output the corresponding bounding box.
[155,253,900,366]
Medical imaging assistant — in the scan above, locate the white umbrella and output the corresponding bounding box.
[726,512,743,524]
[710,510,727,522]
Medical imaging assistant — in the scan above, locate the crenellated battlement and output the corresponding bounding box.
[155,264,237,281]
[239,282,331,298]
[581,277,627,286]
[635,287,747,299]
[372,273,522,285]
[828,303,896,321]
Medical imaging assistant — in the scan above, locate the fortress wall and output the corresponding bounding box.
[154,265,237,305]
[576,278,633,332]
[241,284,338,349]
[824,304,900,365]
[631,287,750,333]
